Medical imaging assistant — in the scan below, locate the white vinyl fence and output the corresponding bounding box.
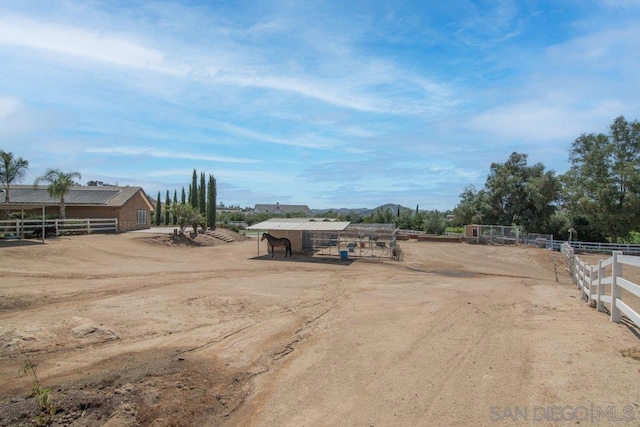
[0,218,118,238]
[562,242,640,329]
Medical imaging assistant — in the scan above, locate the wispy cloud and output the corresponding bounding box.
[1,1,639,210]
[85,146,261,164]
[0,16,185,75]
[208,120,337,149]
[597,0,640,9]
[469,100,625,142]
[454,0,523,47]
[0,11,456,117]
[0,96,22,120]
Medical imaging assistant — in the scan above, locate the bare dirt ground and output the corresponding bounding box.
[1,231,639,426]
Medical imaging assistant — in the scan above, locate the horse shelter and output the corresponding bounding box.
[247,218,399,259]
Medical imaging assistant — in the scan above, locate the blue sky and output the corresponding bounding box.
[1,1,639,210]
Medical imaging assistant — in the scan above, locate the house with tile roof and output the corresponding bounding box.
[0,185,154,232]
[251,202,313,217]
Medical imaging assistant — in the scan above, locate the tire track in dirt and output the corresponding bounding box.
[3,236,637,426]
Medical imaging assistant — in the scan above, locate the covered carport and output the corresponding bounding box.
[0,202,52,241]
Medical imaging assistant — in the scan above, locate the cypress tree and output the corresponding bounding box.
[207,174,217,229]
[164,190,170,225]
[190,169,198,209]
[173,190,178,225]
[199,172,206,215]
[181,186,186,204]
[155,192,162,226]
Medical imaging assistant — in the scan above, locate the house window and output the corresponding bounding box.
[137,209,147,225]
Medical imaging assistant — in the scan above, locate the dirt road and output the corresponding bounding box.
[1,232,638,426]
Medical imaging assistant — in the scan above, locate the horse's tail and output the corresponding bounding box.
[285,238,292,257]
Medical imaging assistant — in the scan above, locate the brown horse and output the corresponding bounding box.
[261,233,292,257]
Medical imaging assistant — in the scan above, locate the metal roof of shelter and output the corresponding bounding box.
[0,185,153,210]
[247,218,351,231]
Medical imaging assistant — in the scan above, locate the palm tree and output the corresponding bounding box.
[34,168,82,219]
[0,150,29,218]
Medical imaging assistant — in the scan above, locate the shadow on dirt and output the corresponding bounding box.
[251,254,355,266]
[0,239,46,248]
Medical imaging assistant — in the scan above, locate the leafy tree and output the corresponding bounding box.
[321,209,338,218]
[155,192,162,226]
[396,209,414,230]
[363,207,395,223]
[285,211,307,218]
[86,180,113,186]
[452,185,489,226]
[207,174,217,229]
[545,210,571,241]
[245,212,270,226]
[170,202,205,234]
[0,150,29,218]
[220,211,245,222]
[423,210,447,235]
[483,152,560,232]
[337,210,362,223]
[199,172,206,215]
[412,210,427,230]
[34,169,82,219]
[563,116,640,242]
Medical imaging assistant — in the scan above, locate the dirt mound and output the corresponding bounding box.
[71,322,120,342]
[0,349,249,427]
[138,228,249,247]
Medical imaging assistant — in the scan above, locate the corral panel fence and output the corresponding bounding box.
[396,229,464,238]
[560,240,640,255]
[0,218,118,238]
[562,242,640,330]
[304,224,399,260]
[399,225,640,254]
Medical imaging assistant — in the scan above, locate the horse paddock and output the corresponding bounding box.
[0,231,638,426]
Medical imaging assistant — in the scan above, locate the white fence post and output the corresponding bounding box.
[55,218,59,235]
[87,218,91,234]
[610,251,623,323]
[576,257,582,290]
[566,245,574,276]
[587,265,595,305]
[596,260,605,312]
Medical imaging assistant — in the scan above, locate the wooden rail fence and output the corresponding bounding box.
[562,242,640,329]
[0,218,118,238]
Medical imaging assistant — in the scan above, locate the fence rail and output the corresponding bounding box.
[563,243,640,331]
[0,218,118,238]
[562,240,640,255]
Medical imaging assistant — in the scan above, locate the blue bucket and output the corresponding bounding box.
[339,250,349,260]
